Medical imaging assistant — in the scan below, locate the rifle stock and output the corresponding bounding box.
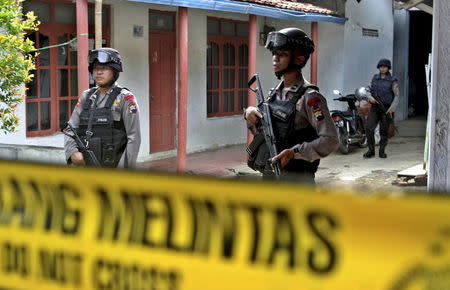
[62,123,101,167]
[248,74,281,178]
[371,93,398,134]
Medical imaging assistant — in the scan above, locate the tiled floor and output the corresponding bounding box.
[137,144,248,176]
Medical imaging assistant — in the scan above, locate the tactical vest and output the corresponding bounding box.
[77,87,127,167]
[370,73,397,106]
[248,84,320,174]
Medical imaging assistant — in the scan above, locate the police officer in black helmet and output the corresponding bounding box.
[244,28,338,184]
[363,58,399,159]
[64,48,141,168]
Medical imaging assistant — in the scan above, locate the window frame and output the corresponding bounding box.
[24,0,111,137]
[207,17,248,118]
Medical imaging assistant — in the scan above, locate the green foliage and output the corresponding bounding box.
[0,0,39,133]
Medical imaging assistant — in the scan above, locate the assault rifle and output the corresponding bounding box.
[371,93,389,114]
[248,74,281,178]
[371,92,398,134]
[62,123,101,167]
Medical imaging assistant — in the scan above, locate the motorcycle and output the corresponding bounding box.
[330,87,369,154]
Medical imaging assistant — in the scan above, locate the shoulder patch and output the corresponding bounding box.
[128,102,137,114]
[124,95,135,102]
[306,94,325,121]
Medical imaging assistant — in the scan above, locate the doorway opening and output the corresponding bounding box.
[407,11,432,118]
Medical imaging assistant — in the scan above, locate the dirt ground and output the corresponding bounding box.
[315,136,428,193]
[235,135,428,194]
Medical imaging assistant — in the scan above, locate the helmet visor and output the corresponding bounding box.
[88,50,120,64]
[265,32,288,50]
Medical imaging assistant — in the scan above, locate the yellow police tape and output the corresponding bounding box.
[0,160,449,290]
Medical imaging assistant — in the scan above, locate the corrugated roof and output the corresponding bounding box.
[127,0,345,24]
[236,0,338,15]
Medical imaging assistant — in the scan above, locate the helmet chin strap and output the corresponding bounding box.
[274,52,303,79]
[275,63,302,79]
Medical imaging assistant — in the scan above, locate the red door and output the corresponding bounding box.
[149,31,176,153]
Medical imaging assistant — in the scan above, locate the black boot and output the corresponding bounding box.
[363,150,375,158]
[379,147,387,158]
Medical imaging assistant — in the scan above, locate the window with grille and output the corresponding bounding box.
[207,18,248,117]
[23,0,110,136]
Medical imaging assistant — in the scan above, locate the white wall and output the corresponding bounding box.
[342,0,394,95]
[317,22,346,111]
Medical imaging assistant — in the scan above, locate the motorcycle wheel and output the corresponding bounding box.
[338,127,350,154]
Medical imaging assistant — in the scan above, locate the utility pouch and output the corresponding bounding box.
[269,99,297,143]
[83,137,101,166]
[102,144,116,167]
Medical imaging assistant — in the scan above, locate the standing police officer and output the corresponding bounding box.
[64,47,141,168]
[244,28,338,184]
[364,58,399,159]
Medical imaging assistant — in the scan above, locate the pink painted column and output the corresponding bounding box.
[76,0,89,96]
[310,22,318,84]
[247,14,257,144]
[177,7,188,173]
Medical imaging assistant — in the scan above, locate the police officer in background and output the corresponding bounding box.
[244,28,339,184]
[64,47,141,168]
[363,58,399,159]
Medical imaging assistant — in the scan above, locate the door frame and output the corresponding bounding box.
[148,9,177,153]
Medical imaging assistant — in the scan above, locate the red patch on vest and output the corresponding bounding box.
[124,95,134,102]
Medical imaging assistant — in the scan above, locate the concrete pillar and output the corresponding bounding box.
[428,1,450,192]
[247,14,257,144]
[177,7,188,173]
[76,0,89,97]
[310,22,318,85]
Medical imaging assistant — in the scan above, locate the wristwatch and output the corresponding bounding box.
[293,146,300,154]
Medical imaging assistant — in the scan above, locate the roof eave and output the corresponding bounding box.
[128,0,347,24]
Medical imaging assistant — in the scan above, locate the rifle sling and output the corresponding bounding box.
[85,89,99,148]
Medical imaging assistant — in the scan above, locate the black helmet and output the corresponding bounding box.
[377,58,391,69]
[88,48,123,72]
[265,27,315,55]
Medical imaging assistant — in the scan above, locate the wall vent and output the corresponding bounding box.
[362,28,379,37]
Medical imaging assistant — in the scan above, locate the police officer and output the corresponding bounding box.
[64,47,141,168]
[364,58,399,159]
[244,28,339,184]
